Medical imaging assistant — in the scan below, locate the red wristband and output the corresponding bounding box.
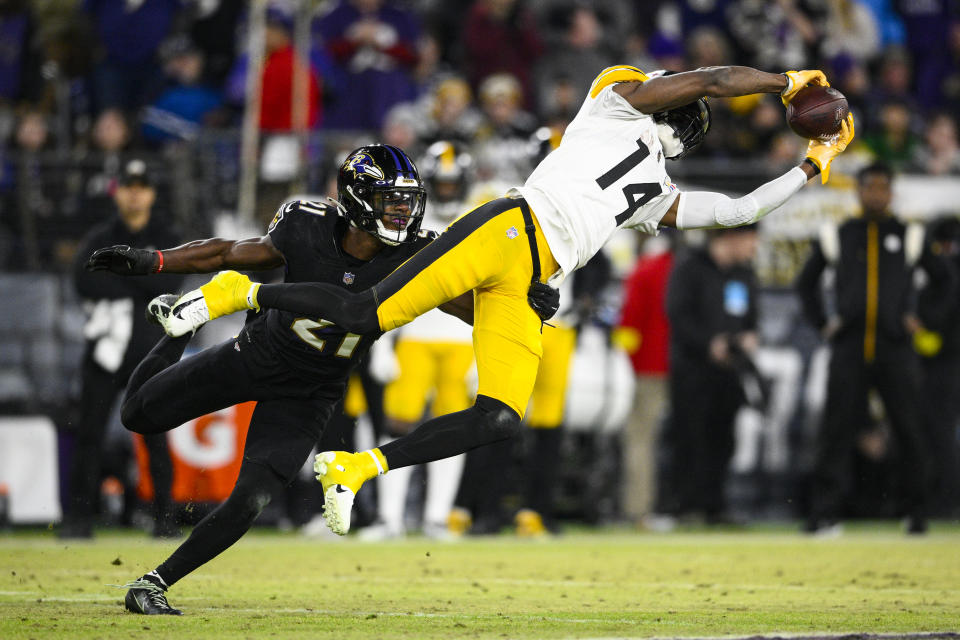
[155,250,164,273]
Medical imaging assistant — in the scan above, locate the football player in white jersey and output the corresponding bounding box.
[153,65,855,535]
[361,141,476,541]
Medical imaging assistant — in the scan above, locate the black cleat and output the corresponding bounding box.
[145,294,179,327]
[904,516,928,535]
[123,578,182,615]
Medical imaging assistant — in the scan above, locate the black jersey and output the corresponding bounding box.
[244,199,436,381]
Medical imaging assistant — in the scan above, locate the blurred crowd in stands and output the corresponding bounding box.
[0,0,959,271]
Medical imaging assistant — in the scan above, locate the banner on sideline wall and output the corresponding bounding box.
[133,402,254,503]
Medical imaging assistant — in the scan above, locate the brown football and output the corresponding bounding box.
[786,85,849,140]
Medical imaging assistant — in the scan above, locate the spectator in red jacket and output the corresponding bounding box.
[225,8,322,131]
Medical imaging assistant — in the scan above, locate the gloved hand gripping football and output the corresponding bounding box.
[805,113,855,183]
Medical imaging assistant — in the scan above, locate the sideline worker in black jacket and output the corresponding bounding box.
[796,162,956,535]
[665,225,759,523]
[60,159,184,539]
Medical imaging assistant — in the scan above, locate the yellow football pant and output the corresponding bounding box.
[525,323,577,428]
[384,340,475,422]
[376,197,559,418]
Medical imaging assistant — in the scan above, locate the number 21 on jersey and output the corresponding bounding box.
[291,318,360,358]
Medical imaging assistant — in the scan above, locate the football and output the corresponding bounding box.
[786,85,849,140]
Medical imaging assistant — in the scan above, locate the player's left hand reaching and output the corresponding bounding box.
[86,245,158,275]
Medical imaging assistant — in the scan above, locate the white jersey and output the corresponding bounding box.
[511,66,679,282]
[399,204,474,344]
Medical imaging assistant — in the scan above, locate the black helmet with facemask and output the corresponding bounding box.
[336,144,427,245]
[647,70,712,160]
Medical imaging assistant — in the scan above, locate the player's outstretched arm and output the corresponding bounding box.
[86,236,284,275]
[661,114,854,229]
[615,66,826,114]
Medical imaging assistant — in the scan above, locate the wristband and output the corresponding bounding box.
[781,73,794,96]
[803,158,821,175]
[155,250,164,273]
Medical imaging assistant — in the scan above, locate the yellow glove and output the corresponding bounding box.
[611,326,641,355]
[805,113,855,184]
[199,270,260,320]
[781,69,829,106]
[913,328,943,357]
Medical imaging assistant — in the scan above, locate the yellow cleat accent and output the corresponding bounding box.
[446,507,473,538]
[199,270,260,320]
[515,508,549,539]
[313,450,382,535]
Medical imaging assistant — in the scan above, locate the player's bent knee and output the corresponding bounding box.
[120,395,159,435]
[476,395,522,442]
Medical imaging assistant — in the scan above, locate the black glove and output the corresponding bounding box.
[85,245,158,275]
[527,281,560,322]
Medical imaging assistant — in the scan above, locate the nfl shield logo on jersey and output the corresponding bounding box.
[343,272,355,285]
[506,227,519,239]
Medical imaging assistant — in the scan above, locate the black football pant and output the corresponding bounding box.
[65,354,173,529]
[918,353,960,516]
[667,361,744,517]
[810,338,930,522]
[121,333,336,587]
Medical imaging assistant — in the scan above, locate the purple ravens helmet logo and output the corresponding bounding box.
[344,153,385,181]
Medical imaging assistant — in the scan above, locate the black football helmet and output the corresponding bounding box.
[420,141,473,202]
[336,144,427,245]
[648,70,711,160]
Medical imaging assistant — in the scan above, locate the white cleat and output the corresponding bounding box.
[145,294,179,328]
[313,451,358,536]
[157,289,211,337]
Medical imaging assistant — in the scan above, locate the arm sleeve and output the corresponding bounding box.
[795,241,829,331]
[676,167,808,229]
[266,202,297,254]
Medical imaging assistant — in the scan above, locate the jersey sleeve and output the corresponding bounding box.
[586,66,650,119]
[267,199,329,254]
[411,228,438,250]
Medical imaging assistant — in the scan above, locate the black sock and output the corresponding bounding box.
[380,396,520,469]
[126,334,192,398]
[153,462,282,588]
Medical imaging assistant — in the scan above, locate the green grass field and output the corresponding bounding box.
[1,524,959,639]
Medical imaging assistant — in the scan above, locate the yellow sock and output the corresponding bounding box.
[357,448,389,479]
[200,272,259,318]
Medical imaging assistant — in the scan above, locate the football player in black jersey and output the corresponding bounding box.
[84,145,525,615]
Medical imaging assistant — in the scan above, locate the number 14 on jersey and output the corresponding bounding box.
[596,137,660,225]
